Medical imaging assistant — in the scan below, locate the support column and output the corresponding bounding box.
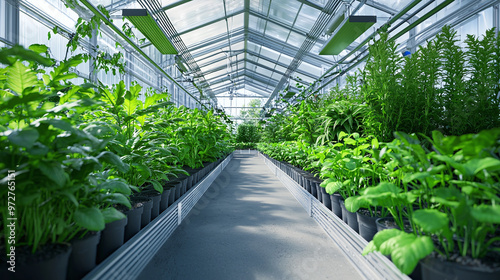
[125,50,132,87]
[5,0,19,45]
[89,28,98,83]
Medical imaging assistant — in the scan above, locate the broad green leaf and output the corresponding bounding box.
[469,158,500,176]
[471,204,500,224]
[8,128,39,148]
[7,61,38,95]
[97,151,129,173]
[101,207,126,223]
[345,196,368,212]
[362,240,377,255]
[320,177,336,188]
[372,229,405,251]
[403,171,430,184]
[371,138,379,149]
[363,182,401,196]
[391,235,434,275]
[325,181,342,194]
[412,209,449,234]
[431,187,463,207]
[28,44,48,54]
[38,161,67,187]
[103,193,131,208]
[74,207,105,231]
[0,45,54,66]
[99,180,132,195]
[345,159,357,170]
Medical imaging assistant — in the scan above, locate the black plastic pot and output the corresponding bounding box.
[315,183,323,202]
[356,211,379,242]
[67,231,101,280]
[310,181,318,198]
[320,187,331,209]
[181,178,188,194]
[305,180,312,193]
[186,175,194,190]
[376,217,411,233]
[160,187,172,211]
[330,194,343,218]
[339,199,349,224]
[136,196,153,228]
[420,255,500,280]
[97,217,127,263]
[141,190,162,219]
[124,201,144,242]
[1,243,72,280]
[175,181,183,199]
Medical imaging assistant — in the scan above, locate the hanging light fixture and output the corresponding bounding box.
[122,9,178,54]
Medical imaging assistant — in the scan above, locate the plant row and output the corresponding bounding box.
[257,26,500,279]
[0,45,232,279]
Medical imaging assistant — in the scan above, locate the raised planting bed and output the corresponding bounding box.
[260,153,410,280]
[82,153,233,280]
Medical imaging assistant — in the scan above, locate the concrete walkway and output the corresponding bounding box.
[139,154,362,280]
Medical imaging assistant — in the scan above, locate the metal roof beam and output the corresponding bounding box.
[246,50,319,79]
[189,28,245,55]
[247,31,333,66]
[296,0,325,11]
[160,0,193,12]
[248,10,310,38]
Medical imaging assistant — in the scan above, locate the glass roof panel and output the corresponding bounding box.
[224,0,244,14]
[297,61,322,77]
[195,51,226,64]
[180,20,227,46]
[250,0,271,14]
[270,72,281,81]
[294,73,314,83]
[295,4,321,31]
[252,67,274,78]
[205,69,228,80]
[247,41,261,53]
[165,0,224,32]
[199,59,227,73]
[249,15,267,33]
[286,31,306,48]
[225,13,245,34]
[277,53,292,65]
[372,0,411,11]
[258,46,280,61]
[257,59,279,71]
[264,21,290,42]
[274,64,286,74]
[269,0,301,26]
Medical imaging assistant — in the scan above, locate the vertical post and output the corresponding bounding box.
[177,202,182,225]
[309,196,313,217]
[5,0,19,45]
[89,28,98,83]
[494,3,499,37]
[125,50,132,86]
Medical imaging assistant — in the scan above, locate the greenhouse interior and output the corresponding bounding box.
[1,0,500,279]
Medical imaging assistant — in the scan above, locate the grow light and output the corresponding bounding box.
[123,9,178,54]
[319,15,376,55]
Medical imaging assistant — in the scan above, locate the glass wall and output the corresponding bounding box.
[1,0,203,109]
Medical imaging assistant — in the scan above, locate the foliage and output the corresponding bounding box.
[239,99,262,125]
[236,124,261,143]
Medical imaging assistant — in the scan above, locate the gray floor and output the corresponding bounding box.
[138,154,362,280]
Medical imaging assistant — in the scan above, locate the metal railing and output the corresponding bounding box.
[83,153,233,280]
[260,153,410,280]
